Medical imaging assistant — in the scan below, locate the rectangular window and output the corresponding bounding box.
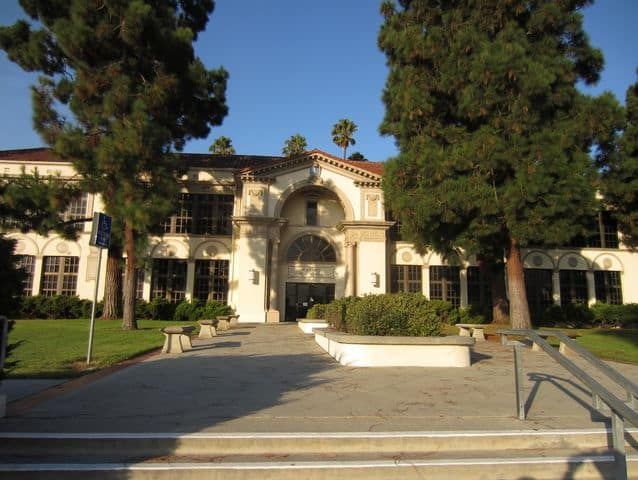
[306,201,318,226]
[466,266,491,308]
[15,255,35,296]
[151,259,187,303]
[567,211,619,249]
[194,259,230,302]
[594,271,623,305]
[121,267,145,300]
[385,210,403,241]
[524,269,554,323]
[390,265,422,293]
[194,194,234,235]
[600,211,619,248]
[40,256,79,296]
[559,270,589,306]
[429,266,460,307]
[163,193,234,235]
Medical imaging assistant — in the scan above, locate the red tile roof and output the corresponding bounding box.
[0,147,384,176]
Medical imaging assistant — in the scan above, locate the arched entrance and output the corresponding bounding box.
[284,234,336,321]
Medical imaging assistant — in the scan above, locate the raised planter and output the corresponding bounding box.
[313,328,474,367]
[297,318,330,334]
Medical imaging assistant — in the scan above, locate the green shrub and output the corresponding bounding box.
[199,300,233,320]
[591,303,638,328]
[306,304,327,320]
[135,300,152,319]
[325,297,359,332]
[173,299,204,322]
[147,297,177,320]
[340,293,447,337]
[536,303,594,328]
[16,295,95,319]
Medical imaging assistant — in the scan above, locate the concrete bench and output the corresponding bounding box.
[229,314,240,327]
[198,320,217,339]
[161,326,196,354]
[216,315,230,331]
[456,323,486,341]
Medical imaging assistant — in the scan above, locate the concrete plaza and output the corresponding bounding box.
[2,323,638,434]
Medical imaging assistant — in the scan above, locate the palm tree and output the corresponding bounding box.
[209,136,235,155]
[331,119,357,160]
[282,134,308,157]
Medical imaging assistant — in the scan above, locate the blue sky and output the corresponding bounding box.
[0,1,636,161]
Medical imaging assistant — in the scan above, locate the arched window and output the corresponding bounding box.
[287,235,336,262]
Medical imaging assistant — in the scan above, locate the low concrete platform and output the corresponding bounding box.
[1,323,637,434]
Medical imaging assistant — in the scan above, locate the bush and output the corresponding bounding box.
[306,303,327,320]
[147,297,177,321]
[591,303,638,328]
[16,295,96,319]
[536,303,594,328]
[331,293,450,337]
[325,297,359,332]
[199,300,233,320]
[173,299,204,322]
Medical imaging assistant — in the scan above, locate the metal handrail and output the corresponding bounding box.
[537,329,638,408]
[497,328,637,480]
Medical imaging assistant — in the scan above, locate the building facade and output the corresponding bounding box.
[1,147,636,323]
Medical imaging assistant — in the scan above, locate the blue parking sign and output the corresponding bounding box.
[90,212,111,248]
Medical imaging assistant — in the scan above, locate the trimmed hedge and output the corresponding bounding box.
[306,303,327,320]
[314,293,462,337]
[17,295,101,319]
[533,302,638,328]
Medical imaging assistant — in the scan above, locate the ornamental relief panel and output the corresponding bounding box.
[344,229,385,243]
[246,187,266,215]
[287,264,336,281]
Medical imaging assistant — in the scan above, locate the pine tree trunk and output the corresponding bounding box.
[102,242,123,320]
[121,222,138,330]
[490,262,510,325]
[505,236,531,329]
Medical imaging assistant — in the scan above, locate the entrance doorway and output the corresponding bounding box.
[285,282,335,321]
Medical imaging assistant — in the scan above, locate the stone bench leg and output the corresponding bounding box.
[198,324,217,339]
[180,334,193,351]
[218,319,230,331]
[162,333,184,354]
[471,328,486,341]
[458,326,471,337]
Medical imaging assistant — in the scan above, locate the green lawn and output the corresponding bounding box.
[444,324,638,365]
[5,319,198,378]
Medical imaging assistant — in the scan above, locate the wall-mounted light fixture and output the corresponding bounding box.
[248,268,259,285]
[309,164,321,178]
[370,272,379,288]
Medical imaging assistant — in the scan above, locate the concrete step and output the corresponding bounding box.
[1,429,636,479]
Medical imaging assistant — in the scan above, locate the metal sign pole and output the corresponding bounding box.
[86,247,103,365]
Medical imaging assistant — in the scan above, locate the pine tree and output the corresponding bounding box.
[209,136,235,154]
[282,134,307,157]
[379,0,608,328]
[0,1,228,329]
[600,80,638,248]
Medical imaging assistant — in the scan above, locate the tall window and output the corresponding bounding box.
[194,260,229,302]
[568,211,619,248]
[287,235,336,262]
[163,194,233,235]
[467,266,491,308]
[390,265,422,293]
[151,259,187,303]
[40,256,79,296]
[306,201,318,226]
[559,270,588,306]
[524,269,554,322]
[429,266,460,307]
[121,268,145,300]
[594,271,623,305]
[162,193,192,234]
[15,255,35,296]
[385,210,404,241]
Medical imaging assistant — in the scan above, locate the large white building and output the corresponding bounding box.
[1,147,636,323]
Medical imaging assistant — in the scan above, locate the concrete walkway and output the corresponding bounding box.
[1,323,637,433]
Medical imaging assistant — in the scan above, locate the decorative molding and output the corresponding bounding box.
[345,229,386,243]
[288,264,336,281]
[56,242,69,254]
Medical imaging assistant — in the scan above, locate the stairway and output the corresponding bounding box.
[1,429,636,479]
